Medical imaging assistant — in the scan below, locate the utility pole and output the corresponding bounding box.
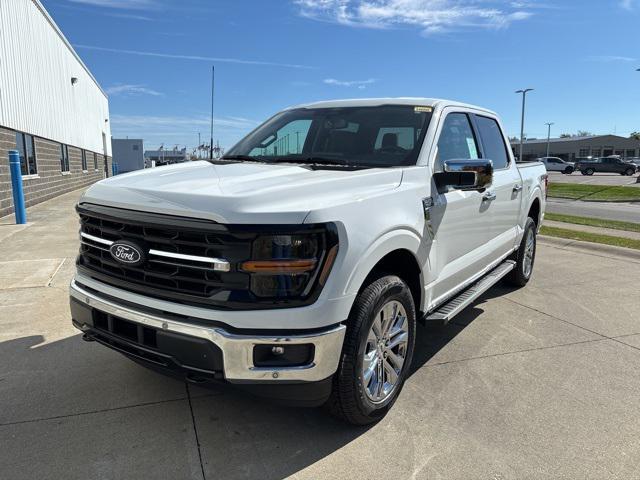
[515,88,534,162]
[210,66,215,160]
[198,132,201,158]
[545,122,554,158]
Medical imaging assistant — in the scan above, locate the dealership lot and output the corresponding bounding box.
[548,170,640,186]
[1,190,640,480]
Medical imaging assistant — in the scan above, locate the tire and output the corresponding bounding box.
[580,170,587,175]
[625,168,635,176]
[563,167,573,174]
[585,168,594,176]
[505,217,537,287]
[326,275,416,425]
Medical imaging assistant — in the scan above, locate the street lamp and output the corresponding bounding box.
[545,122,554,158]
[516,88,534,162]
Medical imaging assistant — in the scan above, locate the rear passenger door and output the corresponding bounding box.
[473,114,522,257]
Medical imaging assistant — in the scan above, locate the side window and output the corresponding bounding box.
[436,113,479,167]
[249,119,312,156]
[476,116,509,169]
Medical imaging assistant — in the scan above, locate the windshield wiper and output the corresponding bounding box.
[270,156,350,166]
[218,155,266,162]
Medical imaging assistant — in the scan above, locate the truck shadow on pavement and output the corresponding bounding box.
[0,298,492,480]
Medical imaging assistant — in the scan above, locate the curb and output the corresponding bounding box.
[538,235,640,262]
[548,196,640,204]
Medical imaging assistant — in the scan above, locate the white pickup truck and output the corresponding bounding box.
[70,98,547,425]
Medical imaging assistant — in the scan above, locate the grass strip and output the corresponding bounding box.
[540,226,640,251]
[544,213,640,233]
[548,183,640,202]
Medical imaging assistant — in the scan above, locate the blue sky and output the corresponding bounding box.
[45,0,640,152]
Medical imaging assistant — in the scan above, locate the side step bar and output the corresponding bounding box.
[425,260,516,324]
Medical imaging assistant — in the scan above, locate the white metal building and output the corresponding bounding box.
[0,0,112,217]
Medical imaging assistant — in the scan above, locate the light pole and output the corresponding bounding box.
[210,65,215,160]
[515,88,534,162]
[545,122,554,158]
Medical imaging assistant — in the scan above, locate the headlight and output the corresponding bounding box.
[240,229,338,299]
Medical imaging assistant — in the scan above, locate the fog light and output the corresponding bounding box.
[253,344,314,367]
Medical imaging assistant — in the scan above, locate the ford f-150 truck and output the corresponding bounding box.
[70,98,547,425]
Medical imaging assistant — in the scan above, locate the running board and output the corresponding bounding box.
[424,260,516,324]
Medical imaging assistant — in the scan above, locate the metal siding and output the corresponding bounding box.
[0,0,111,155]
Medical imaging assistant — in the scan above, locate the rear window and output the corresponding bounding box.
[476,116,509,169]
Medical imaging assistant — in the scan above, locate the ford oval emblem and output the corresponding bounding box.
[109,241,145,266]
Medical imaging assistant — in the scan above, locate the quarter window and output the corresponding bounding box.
[476,116,509,169]
[436,113,479,166]
[15,132,37,175]
[60,144,70,172]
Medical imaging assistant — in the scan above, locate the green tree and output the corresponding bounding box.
[630,132,640,140]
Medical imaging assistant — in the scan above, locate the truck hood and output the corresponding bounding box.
[80,160,403,224]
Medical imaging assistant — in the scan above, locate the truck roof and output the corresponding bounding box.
[288,97,497,115]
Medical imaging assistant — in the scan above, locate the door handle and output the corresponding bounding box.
[482,191,497,202]
[513,184,523,193]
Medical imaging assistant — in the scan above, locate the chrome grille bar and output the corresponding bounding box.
[80,232,231,272]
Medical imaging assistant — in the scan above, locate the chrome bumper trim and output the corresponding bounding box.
[70,279,346,382]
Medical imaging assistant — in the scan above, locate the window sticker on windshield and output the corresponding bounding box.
[466,137,478,158]
[414,106,433,113]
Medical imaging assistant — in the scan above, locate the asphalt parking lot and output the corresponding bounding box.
[548,170,640,186]
[2,190,640,480]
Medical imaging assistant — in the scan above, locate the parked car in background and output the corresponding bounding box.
[576,157,638,176]
[624,158,640,168]
[538,157,574,174]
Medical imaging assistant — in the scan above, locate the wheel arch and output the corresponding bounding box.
[344,231,424,314]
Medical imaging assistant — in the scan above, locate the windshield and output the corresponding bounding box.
[224,105,433,168]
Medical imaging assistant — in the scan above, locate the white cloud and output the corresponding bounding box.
[67,0,157,9]
[106,84,163,96]
[110,114,260,150]
[295,0,535,34]
[324,78,377,89]
[74,44,314,70]
[620,0,634,10]
[587,55,637,62]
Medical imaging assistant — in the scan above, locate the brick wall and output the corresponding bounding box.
[0,126,112,217]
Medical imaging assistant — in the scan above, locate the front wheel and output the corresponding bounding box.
[585,168,595,175]
[625,168,635,176]
[326,275,416,425]
[506,217,537,287]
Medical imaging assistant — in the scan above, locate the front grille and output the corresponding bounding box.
[76,203,331,310]
[77,203,254,308]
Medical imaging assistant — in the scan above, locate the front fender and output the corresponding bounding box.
[343,228,423,300]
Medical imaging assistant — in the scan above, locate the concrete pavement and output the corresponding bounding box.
[2,189,640,479]
[547,197,640,223]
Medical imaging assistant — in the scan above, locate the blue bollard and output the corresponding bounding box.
[112,162,118,176]
[8,150,27,224]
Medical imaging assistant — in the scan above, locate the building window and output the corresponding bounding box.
[578,148,590,157]
[133,144,139,151]
[15,132,37,175]
[81,150,88,171]
[591,148,601,158]
[60,144,70,172]
[93,152,98,170]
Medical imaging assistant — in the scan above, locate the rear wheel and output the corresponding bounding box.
[506,217,537,287]
[326,275,415,425]
[625,168,635,176]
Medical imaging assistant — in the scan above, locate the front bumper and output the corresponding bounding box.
[70,279,346,383]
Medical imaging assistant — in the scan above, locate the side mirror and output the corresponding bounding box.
[434,160,493,192]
